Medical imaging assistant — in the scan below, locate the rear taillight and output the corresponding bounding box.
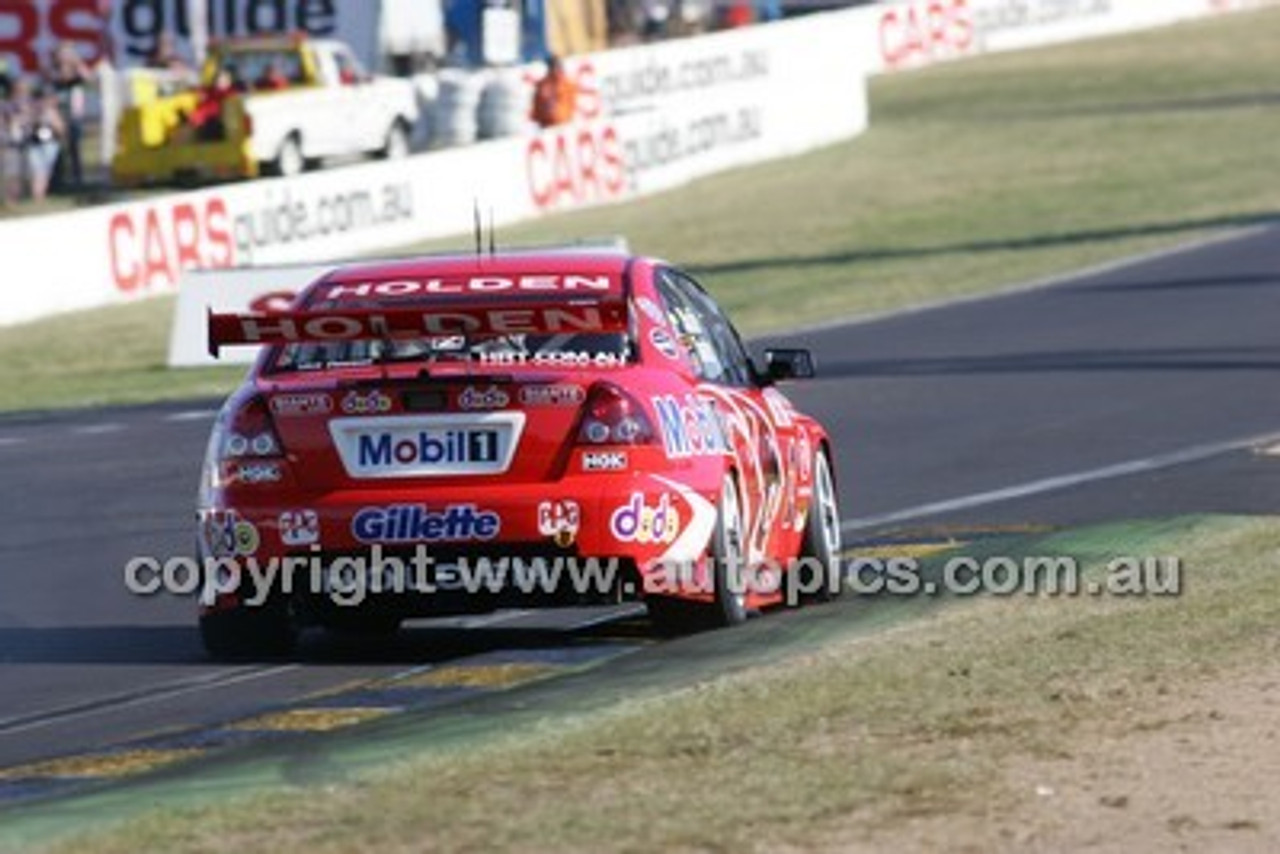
[576,383,656,446]
[201,395,287,500]
[220,396,284,460]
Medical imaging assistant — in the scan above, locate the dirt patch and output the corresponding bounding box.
[1009,661,1280,853]
[841,662,1280,853]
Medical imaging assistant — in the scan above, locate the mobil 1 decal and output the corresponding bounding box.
[651,393,729,459]
[698,386,786,566]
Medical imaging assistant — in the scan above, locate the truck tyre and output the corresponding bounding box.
[381,120,411,160]
[266,134,305,178]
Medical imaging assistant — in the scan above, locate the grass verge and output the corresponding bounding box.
[3,7,1279,412]
[9,514,1279,852]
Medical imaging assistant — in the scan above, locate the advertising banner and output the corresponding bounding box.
[0,1,378,74]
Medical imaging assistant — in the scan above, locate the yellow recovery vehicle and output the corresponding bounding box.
[112,35,419,186]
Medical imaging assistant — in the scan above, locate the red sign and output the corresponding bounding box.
[527,124,627,212]
[108,197,235,294]
[879,0,974,70]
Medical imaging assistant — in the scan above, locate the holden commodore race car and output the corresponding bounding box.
[199,248,843,657]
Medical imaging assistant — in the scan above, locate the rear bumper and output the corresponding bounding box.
[200,470,720,606]
[112,140,257,185]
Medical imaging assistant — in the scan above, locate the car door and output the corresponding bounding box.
[301,44,359,156]
[656,269,797,566]
[330,45,381,152]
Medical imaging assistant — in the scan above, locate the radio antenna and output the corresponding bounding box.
[488,207,496,257]
[473,200,483,259]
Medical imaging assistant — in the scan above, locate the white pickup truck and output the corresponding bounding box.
[113,36,421,185]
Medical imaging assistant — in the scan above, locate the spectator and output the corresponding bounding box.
[5,79,64,203]
[1,83,21,207]
[146,31,194,76]
[334,52,363,86]
[0,59,12,99]
[47,42,93,192]
[641,0,671,38]
[255,60,289,92]
[719,0,755,28]
[530,55,578,128]
[606,0,643,44]
[755,0,781,22]
[188,67,240,141]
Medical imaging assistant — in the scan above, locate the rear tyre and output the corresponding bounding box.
[647,475,750,634]
[321,612,402,640]
[199,597,298,661]
[645,595,707,637]
[794,448,844,604]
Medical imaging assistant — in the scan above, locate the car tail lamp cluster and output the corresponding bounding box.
[201,395,288,499]
[221,396,284,460]
[577,383,656,446]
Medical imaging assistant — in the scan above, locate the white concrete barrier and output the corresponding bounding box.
[167,264,335,367]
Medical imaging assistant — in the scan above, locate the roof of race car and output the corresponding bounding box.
[301,249,637,307]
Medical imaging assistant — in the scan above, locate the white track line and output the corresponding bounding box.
[456,610,536,629]
[842,429,1280,533]
[71,423,124,436]
[165,410,219,423]
[0,665,300,738]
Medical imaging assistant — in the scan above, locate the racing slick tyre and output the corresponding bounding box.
[793,448,844,604]
[320,612,403,640]
[647,475,750,634]
[199,596,298,660]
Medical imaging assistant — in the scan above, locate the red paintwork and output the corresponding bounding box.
[200,251,833,614]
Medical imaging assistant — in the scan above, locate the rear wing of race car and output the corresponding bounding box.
[207,299,629,357]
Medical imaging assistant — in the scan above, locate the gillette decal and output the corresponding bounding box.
[352,504,500,543]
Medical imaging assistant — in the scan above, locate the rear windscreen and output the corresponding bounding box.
[268,333,634,374]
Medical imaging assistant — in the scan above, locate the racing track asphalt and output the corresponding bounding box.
[0,223,1277,772]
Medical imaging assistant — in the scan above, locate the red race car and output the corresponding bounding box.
[199,248,843,657]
